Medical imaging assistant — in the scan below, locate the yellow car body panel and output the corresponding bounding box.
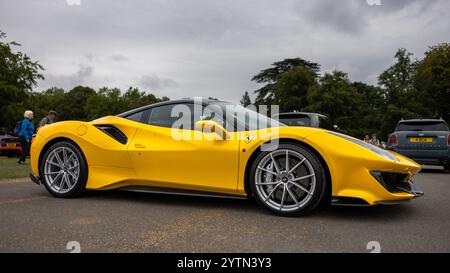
[31,115,422,205]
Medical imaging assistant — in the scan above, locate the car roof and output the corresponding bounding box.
[116,98,228,117]
[398,119,446,123]
[273,112,328,118]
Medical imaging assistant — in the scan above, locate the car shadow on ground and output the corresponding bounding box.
[83,189,417,221]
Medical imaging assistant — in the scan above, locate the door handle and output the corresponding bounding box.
[134,143,146,148]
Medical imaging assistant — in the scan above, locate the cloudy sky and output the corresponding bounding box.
[1,0,449,103]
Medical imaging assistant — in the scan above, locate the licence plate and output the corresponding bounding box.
[6,142,16,148]
[409,137,433,143]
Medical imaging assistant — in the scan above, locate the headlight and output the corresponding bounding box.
[328,132,399,162]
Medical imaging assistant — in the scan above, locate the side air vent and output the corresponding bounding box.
[94,125,128,144]
[370,171,410,193]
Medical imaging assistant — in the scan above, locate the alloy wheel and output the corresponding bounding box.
[43,146,80,194]
[254,149,316,212]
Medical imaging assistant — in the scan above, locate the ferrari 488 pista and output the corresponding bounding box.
[30,98,423,216]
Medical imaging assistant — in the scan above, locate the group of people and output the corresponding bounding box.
[363,133,381,147]
[16,110,57,164]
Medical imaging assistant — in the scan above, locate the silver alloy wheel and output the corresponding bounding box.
[255,149,316,212]
[44,146,80,194]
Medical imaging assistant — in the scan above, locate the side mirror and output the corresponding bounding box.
[194,120,229,140]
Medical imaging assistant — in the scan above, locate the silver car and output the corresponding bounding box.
[272,112,330,129]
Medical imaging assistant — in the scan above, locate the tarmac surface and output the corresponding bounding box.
[0,167,449,253]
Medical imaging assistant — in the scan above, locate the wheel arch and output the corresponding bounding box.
[38,137,86,176]
[244,138,332,203]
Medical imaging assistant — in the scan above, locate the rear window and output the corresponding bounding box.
[396,121,449,132]
[278,115,311,127]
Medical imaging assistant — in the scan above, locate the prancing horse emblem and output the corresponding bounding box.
[245,135,254,143]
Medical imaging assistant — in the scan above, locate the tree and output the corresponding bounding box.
[415,43,450,122]
[25,87,66,122]
[304,71,365,136]
[85,87,126,120]
[378,48,416,105]
[0,30,44,129]
[252,58,320,105]
[122,87,167,110]
[240,91,252,107]
[352,82,385,137]
[58,86,96,121]
[377,48,430,138]
[274,66,317,112]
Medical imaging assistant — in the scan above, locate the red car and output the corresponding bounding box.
[0,135,21,157]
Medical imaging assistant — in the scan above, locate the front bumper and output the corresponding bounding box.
[30,172,41,185]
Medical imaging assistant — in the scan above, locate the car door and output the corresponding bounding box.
[127,102,240,194]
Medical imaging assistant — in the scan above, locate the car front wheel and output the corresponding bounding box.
[40,141,88,198]
[250,143,326,216]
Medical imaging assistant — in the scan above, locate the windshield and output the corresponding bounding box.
[396,121,449,132]
[208,102,285,132]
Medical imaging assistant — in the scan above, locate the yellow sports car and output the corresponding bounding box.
[30,98,423,216]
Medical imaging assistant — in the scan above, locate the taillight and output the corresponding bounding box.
[448,134,450,146]
[389,134,398,146]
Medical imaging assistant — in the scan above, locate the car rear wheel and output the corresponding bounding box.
[250,143,326,216]
[40,141,87,198]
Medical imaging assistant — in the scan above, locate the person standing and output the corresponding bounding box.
[369,133,380,147]
[363,135,370,143]
[38,110,57,130]
[18,110,34,164]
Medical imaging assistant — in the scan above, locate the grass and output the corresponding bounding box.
[0,156,30,180]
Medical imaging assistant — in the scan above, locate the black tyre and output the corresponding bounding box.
[249,143,326,216]
[39,141,87,198]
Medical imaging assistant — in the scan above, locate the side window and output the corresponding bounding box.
[199,104,227,129]
[125,111,144,122]
[147,104,193,129]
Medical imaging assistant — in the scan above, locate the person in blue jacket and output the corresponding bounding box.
[18,110,34,164]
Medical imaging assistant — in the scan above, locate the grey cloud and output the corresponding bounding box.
[302,0,368,34]
[138,74,177,91]
[110,54,127,62]
[1,0,448,102]
[300,0,427,35]
[41,64,94,90]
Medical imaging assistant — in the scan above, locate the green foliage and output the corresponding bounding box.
[304,71,365,136]
[252,58,320,105]
[415,43,450,122]
[378,48,416,105]
[275,66,317,112]
[0,30,44,129]
[352,82,384,136]
[240,91,251,107]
